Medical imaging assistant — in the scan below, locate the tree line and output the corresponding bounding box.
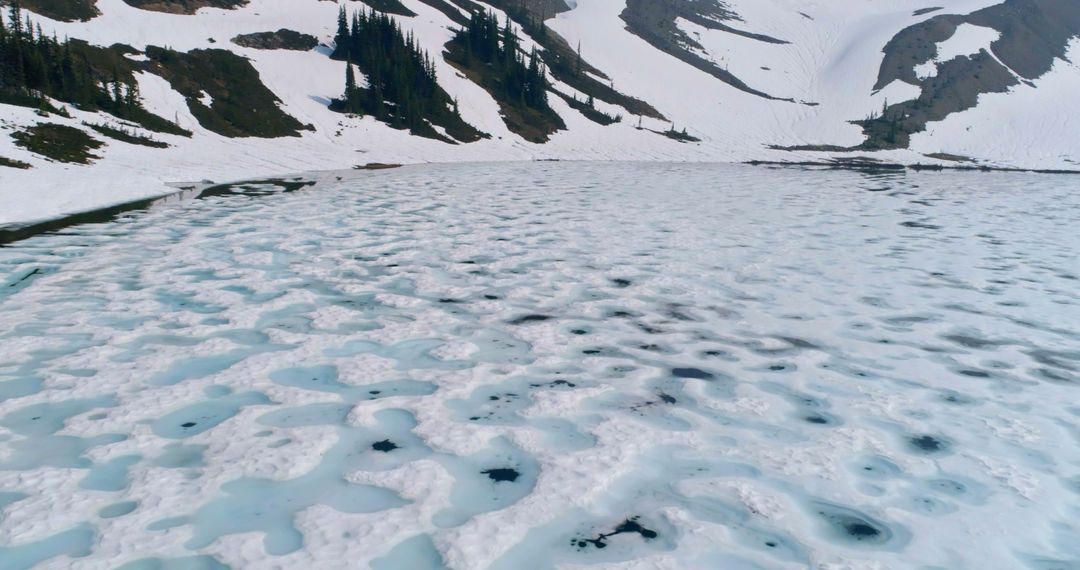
[330,6,459,134]
[0,2,143,116]
[455,9,550,112]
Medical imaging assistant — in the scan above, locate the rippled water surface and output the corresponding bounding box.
[1,163,1079,569]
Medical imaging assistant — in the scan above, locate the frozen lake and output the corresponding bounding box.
[1,162,1078,569]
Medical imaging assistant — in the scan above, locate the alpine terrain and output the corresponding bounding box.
[0,0,1078,223]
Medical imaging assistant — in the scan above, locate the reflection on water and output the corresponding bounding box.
[0,177,314,246]
[0,163,1078,569]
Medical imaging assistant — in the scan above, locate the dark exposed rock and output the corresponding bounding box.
[865,0,1080,149]
[620,0,795,102]
[231,29,319,51]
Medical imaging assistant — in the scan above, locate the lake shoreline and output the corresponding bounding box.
[745,159,1080,175]
[3,158,1077,247]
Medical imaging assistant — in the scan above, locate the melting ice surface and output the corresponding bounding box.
[0,162,1079,569]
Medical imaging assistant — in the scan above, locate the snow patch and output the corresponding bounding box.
[935,23,1001,63]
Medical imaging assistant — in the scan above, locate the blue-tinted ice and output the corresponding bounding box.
[1,163,1079,568]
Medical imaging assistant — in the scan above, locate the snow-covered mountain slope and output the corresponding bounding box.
[1,0,1078,225]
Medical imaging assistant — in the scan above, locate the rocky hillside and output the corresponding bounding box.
[1,0,1078,224]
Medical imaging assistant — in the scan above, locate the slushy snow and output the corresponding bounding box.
[1,163,1078,569]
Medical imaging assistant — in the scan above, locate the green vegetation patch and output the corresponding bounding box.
[6,0,100,21]
[925,152,976,163]
[1,6,189,136]
[660,125,700,143]
[120,0,246,14]
[484,0,568,22]
[145,46,310,138]
[554,91,621,126]
[84,121,169,147]
[355,162,402,170]
[636,122,699,143]
[620,0,794,102]
[11,123,103,163]
[0,155,32,169]
[360,0,415,17]
[413,0,471,25]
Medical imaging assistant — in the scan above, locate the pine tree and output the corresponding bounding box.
[334,5,349,58]
[9,2,22,37]
[1,7,148,117]
[344,60,357,112]
[110,70,123,104]
[450,9,552,114]
[328,6,469,136]
[124,76,140,108]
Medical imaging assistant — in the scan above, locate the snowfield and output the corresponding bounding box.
[1,163,1079,569]
[1,0,1079,226]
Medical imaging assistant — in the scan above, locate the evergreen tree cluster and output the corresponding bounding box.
[330,5,471,139]
[859,98,915,149]
[0,2,141,116]
[456,10,550,111]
